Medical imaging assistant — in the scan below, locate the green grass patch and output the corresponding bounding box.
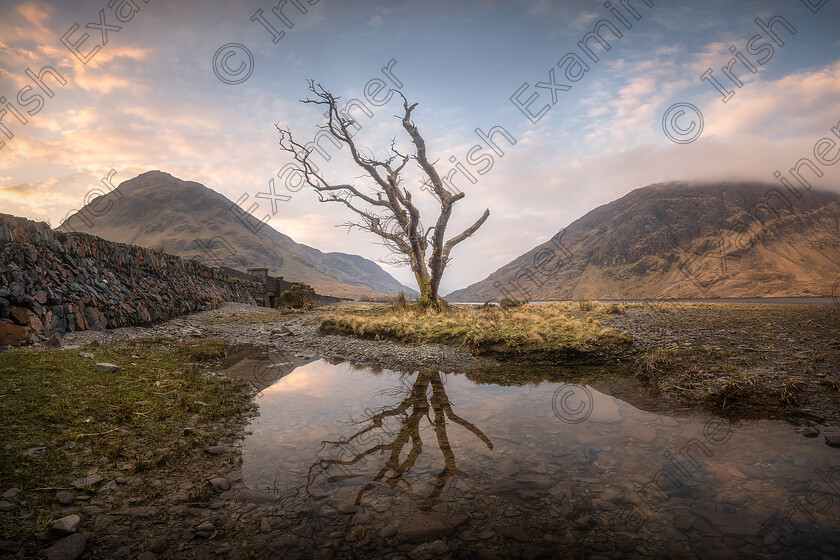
[318,303,632,362]
[0,337,254,495]
[197,309,287,325]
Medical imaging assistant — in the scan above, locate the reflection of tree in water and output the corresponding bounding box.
[307,370,493,511]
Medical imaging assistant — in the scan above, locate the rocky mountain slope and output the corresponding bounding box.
[448,182,840,301]
[61,171,415,300]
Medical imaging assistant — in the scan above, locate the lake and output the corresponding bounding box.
[235,354,840,558]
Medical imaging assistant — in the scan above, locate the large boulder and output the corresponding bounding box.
[0,323,29,346]
[9,306,42,331]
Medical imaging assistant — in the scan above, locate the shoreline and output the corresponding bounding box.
[2,301,839,558]
[51,300,840,425]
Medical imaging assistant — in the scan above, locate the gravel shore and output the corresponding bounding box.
[61,302,499,373]
[5,301,838,559]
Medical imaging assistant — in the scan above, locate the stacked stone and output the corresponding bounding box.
[0,214,259,345]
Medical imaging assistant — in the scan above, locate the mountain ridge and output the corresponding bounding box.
[447,181,840,301]
[61,170,417,300]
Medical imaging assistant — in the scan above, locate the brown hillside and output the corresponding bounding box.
[61,171,416,300]
[447,182,840,301]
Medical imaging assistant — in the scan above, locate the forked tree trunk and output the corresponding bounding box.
[276,82,489,309]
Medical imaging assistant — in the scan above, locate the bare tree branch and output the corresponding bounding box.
[276,82,490,307]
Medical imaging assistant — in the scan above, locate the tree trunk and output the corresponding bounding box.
[276,84,489,309]
[414,265,441,309]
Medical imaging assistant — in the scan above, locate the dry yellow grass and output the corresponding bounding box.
[319,303,632,360]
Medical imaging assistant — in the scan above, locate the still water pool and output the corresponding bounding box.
[234,355,840,559]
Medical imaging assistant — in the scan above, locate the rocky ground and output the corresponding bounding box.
[0,304,500,560]
[598,303,840,428]
[2,302,839,559]
[62,303,498,374]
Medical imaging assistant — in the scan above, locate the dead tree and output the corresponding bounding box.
[276,82,490,309]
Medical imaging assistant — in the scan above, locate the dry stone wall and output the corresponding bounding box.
[0,214,259,345]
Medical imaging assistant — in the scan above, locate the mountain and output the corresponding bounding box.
[61,171,416,300]
[447,182,840,301]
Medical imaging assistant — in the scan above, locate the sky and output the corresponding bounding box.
[1,0,839,295]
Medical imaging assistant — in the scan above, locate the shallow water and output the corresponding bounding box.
[238,358,840,558]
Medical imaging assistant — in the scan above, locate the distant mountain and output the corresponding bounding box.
[61,171,417,300]
[448,182,840,301]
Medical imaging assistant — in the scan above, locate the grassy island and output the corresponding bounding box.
[319,301,633,363]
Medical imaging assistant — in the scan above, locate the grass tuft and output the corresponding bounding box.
[318,302,632,361]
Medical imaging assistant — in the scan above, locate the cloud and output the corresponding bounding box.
[2,0,839,293]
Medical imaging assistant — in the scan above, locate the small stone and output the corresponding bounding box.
[71,474,103,488]
[791,408,826,423]
[409,540,450,560]
[337,502,357,514]
[397,511,469,543]
[260,517,271,533]
[147,537,168,553]
[137,553,157,560]
[48,514,81,535]
[0,502,14,512]
[45,333,64,347]
[94,363,120,373]
[43,533,87,560]
[195,521,214,537]
[56,490,75,505]
[801,427,820,438]
[209,477,231,493]
[381,520,400,538]
[615,534,637,552]
[204,445,227,455]
[500,460,520,476]
[0,541,22,554]
[233,488,277,504]
[79,352,95,359]
[825,435,840,448]
[23,446,47,460]
[354,511,374,524]
[1,488,18,499]
[272,534,298,548]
